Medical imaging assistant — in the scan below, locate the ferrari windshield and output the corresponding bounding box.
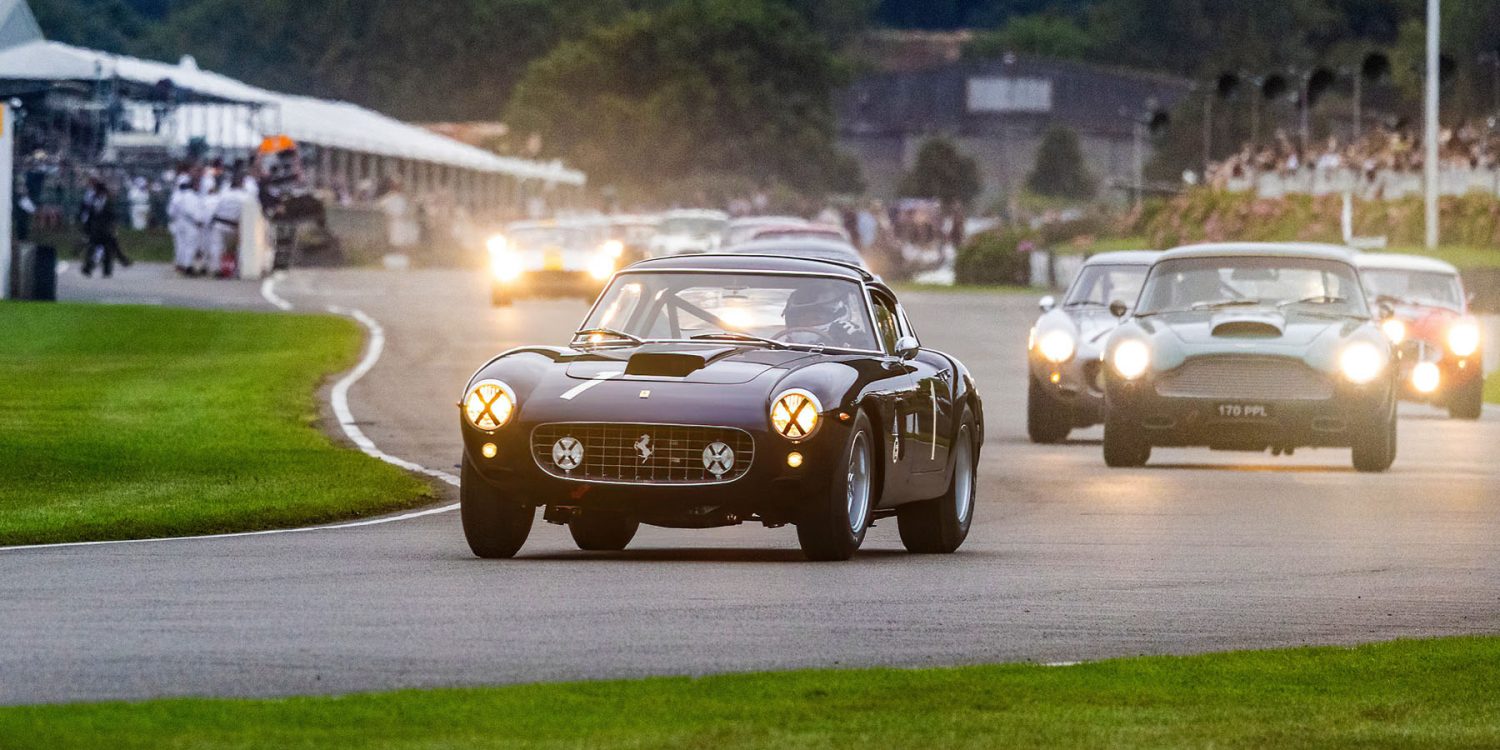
[1137,256,1370,317]
[581,272,879,351]
[1065,264,1149,308]
[1360,269,1464,311]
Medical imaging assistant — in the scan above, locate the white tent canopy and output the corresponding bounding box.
[0,2,584,186]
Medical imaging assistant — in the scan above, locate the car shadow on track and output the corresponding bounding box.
[510,547,919,563]
[1143,462,1353,473]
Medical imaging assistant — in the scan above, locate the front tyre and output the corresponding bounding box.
[460,456,534,558]
[568,512,640,551]
[1448,375,1483,420]
[1352,403,1397,473]
[797,409,874,561]
[898,407,977,554]
[1027,374,1071,444]
[1102,413,1151,468]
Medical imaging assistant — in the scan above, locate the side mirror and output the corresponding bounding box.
[895,336,920,361]
[1108,299,1130,318]
[1377,301,1395,320]
[1038,295,1056,313]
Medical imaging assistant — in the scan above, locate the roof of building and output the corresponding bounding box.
[0,3,583,183]
[1352,253,1460,275]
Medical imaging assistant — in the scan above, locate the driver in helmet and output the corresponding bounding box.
[780,285,862,347]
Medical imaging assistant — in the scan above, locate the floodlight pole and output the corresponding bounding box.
[1424,0,1440,249]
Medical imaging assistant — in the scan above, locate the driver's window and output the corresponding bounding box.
[869,293,901,353]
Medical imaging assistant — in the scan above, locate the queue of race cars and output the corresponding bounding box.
[463,221,1485,559]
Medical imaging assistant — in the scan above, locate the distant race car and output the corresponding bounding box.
[1356,253,1484,419]
[726,238,869,269]
[1026,251,1158,442]
[457,254,983,560]
[723,215,809,247]
[649,209,729,256]
[485,221,619,306]
[1101,243,1398,472]
[745,223,852,244]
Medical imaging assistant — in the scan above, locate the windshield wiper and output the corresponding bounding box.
[1189,298,1262,310]
[689,332,787,349]
[1278,295,1347,308]
[573,327,644,345]
[1063,300,1108,308]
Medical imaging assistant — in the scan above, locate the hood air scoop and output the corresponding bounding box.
[1210,311,1285,339]
[625,346,739,377]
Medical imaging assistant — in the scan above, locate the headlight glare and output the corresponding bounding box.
[587,253,615,281]
[1448,319,1480,357]
[464,379,515,431]
[1339,341,1386,384]
[486,235,508,255]
[1380,318,1406,344]
[602,239,625,258]
[770,389,821,440]
[1111,339,1151,380]
[1037,329,1076,363]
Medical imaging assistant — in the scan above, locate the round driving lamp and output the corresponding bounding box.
[1037,329,1076,363]
[1339,342,1386,384]
[770,389,822,440]
[1380,318,1407,345]
[1448,319,1480,357]
[464,379,516,431]
[1111,339,1151,380]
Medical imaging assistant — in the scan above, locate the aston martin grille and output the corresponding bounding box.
[531,423,755,484]
[1154,357,1334,400]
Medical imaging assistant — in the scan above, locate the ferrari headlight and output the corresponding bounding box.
[1111,339,1151,380]
[1339,342,1387,384]
[1037,329,1076,363]
[464,379,515,431]
[587,253,615,281]
[1448,319,1480,357]
[601,239,625,258]
[1380,318,1407,345]
[770,389,821,440]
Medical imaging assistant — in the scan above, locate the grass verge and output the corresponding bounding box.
[3,637,1499,748]
[1486,370,1500,405]
[32,226,175,264]
[0,303,432,545]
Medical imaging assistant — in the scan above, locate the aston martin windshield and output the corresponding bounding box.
[582,272,879,350]
[1137,257,1369,317]
[1361,269,1463,311]
[1065,265,1149,308]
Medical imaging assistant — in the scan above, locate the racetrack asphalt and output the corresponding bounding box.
[2,262,1497,705]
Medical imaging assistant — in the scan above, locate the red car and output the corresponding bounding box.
[1356,253,1484,419]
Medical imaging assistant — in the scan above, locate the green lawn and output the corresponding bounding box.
[1486,370,1500,405]
[1376,245,1500,270]
[4,637,1498,748]
[0,303,432,545]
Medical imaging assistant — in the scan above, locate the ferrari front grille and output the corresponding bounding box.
[1154,357,1334,401]
[531,423,755,484]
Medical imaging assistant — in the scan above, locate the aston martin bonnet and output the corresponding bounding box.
[457,254,984,561]
[1100,243,1399,472]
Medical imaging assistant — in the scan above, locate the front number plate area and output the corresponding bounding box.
[1216,403,1272,419]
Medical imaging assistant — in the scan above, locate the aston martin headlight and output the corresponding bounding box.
[1037,329,1076,363]
[587,253,616,281]
[1111,339,1151,380]
[464,379,515,431]
[1380,318,1407,345]
[1339,341,1387,384]
[770,389,821,440]
[1448,319,1480,357]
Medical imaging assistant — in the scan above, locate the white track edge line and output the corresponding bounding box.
[1,302,458,553]
[259,271,293,311]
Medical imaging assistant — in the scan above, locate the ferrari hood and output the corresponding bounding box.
[564,344,815,384]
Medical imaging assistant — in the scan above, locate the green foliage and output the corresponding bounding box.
[955,228,1035,285]
[505,0,861,201]
[965,13,1094,60]
[897,138,982,207]
[28,0,146,54]
[1026,126,1096,200]
[0,304,432,545]
[7,636,1500,748]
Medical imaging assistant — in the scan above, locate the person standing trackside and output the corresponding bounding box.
[207,174,247,278]
[167,175,202,274]
[79,178,132,278]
